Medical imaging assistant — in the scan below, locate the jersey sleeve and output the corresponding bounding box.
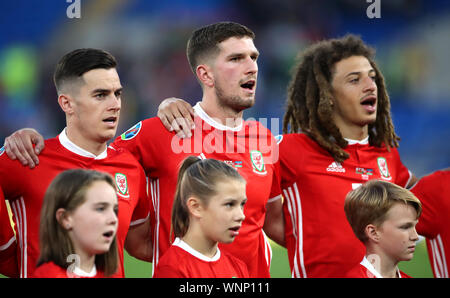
[130,166,151,227]
[0,150,26,199]
[411,170,448,238]
[110,118,165,174]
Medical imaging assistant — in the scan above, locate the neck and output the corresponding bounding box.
[335,121,369,141]
[74,248,96,274]
[181,224,218,258]
[200,96,244,129]
[366,246,400,278]
[65,126,107,156]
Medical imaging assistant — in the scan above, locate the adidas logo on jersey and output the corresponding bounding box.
[326,161,346,173]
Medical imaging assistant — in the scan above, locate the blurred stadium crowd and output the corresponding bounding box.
[0,0,449,176]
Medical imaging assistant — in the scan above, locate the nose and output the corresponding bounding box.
[108,94,121,112]
[245,56,258,76]
[108,208,118,226]
[236,206,246,223]
[363,75,377,94]
[410,227,419,242]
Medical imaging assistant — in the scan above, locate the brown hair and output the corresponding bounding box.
[344,180,422,243]
[37,169,118,276]
[186,21,255,75]
[53,48,117,95]
[172,156,245,238]
[283,34,399,163]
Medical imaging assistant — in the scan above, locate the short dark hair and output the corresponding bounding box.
[53,48,117,93]
[186,22,255,75]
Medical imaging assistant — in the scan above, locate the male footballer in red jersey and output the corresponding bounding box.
[110,22,282,278]
[155,34,418,278]
[0,49,152,278]
[411,168,450,278]
[0,186,18,277]
[4,23,283,278]
[278,35,417,277]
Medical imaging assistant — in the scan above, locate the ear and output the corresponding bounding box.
[196,64,214,88]
[365,224,380,243]
[186,196,204,219]
[58,94,75,115]
[56,208,72,231]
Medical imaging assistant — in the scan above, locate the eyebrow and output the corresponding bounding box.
[93,201,119,208]
[227,50,259,58]
[345,69,376,78]
[91,87,123,94]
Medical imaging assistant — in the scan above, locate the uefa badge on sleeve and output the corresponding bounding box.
[377,157,392,181]
[115,173,130,198]
[250,150,267,175]
[121,121,142,140]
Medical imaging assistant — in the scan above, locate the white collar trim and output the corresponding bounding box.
[173,237,220,262]
[72,265,97,277]
[193,102,243,132]
[59,128,108,159]
[345,136,369,145]
[360,256,402,278]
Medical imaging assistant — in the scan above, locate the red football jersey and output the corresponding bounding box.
[153,238,249,278]
[412,169,450,278]
[345,257,411,278]
[0,130,150,278]
[112,103,281,278]
[32,261,106,278]
[278,133,412,278]
[0,186,18,277]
